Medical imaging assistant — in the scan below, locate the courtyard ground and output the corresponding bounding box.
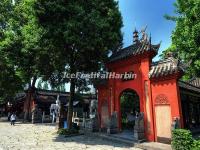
[0,119,142,150]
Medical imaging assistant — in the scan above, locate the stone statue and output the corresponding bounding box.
[134,112,145,140]
[31,104,42,123]
[89,100,97,119]
[50,95,60,123]
[84,100,99,132]
[107,111,118,134]
[171,117,180,130]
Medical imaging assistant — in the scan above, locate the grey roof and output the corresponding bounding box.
[179,80,200,93]
[36,89,70,97]
[109,40,160,63]
[189,78,200,87]
[149,57,185,79]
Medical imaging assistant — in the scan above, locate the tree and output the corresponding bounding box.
[35,0,123,128]
[0,0,44,119]
[37,79,43,89]
[42,82,49,90]
[59,84,66,92]
[0,0,24,103]
[164,0,200,78]
[0,54,23,103]
[0,0,60,120]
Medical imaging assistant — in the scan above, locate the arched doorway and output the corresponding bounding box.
[120,89,140,130]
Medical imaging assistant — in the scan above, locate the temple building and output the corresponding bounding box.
[97,29,200,143]
[12,89,96,123]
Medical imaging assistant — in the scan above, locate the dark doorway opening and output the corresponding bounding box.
[120,89,140,130]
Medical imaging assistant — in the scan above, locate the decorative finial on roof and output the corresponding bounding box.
[149,33,152,44]
[133,28,139,43]
[149,33,152,50]
[140,26,148,42]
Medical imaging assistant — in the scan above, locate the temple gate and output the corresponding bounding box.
[97,28,200,143]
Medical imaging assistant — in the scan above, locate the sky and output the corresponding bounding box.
[118,0,176,60]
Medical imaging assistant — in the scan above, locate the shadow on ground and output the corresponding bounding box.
[52,133,132,148]
[0,117,132,148]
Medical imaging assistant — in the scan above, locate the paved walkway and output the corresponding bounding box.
[0,120,142,150]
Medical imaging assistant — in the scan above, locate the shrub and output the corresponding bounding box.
[171,129,193,150]
[57,128,79,135]
[192,140,200,150]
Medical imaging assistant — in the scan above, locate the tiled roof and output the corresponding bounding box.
[189,78,200,87]
[109,40,160,63]
[149,57,185,79]
[14,89,96,103]
[179,80,200,93]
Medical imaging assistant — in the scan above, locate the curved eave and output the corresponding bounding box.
[108,43,160,64]
[179,80,200,94]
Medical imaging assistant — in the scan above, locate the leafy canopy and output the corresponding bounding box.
[34,0,123,128]
[0,0,24,102]
[164,0,200,78]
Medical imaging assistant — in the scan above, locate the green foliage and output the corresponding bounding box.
[74,93,83,102]
[120,90,139,129]
[0,0,24,102]
[42,82,49,90]
[160,44,177,59]
[0,0,59,90]
[37,79,43,89]
[76,78,91,93]
[164,0,200,78]
[171,129,200,150]
[52,83,66,92]
[192,140,200,150]
[57,128,79,135]
[34,0,123,128]
[1,0,122,126]
[0,63,23,101]
[34,0,123,75]
[0,0,64,103]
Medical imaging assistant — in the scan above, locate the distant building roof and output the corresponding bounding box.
[179,79,200,94]
[15,89,96,105]
[188,78,200,87]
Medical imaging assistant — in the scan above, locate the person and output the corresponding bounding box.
[7,112,11,121]
[10,113,16,125]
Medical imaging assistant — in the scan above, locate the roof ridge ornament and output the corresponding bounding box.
[133,28,139,43]
[140,26,148,43]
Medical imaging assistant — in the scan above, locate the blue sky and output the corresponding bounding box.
[118,0,176,60]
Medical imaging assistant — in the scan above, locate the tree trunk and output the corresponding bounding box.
[31,76,37,88]
[67,78,75,129]
[25,76,37,121]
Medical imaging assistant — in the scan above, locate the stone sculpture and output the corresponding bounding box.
[133,112,145,140]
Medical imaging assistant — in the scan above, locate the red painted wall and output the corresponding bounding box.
[98,53,156,141]
[97,52,183,142]
[151,77,183,141]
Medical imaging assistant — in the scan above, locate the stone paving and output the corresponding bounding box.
[0,120,142,150]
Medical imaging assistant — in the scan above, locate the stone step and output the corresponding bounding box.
[82,131,145,146]
[135,142,172,150]
[82,131,172,150]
